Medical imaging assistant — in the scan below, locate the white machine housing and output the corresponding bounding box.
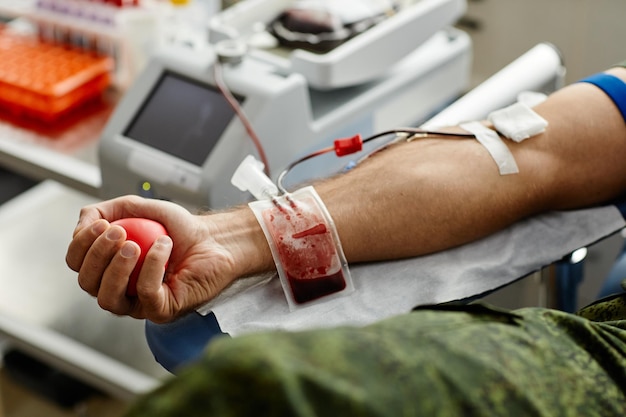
[99,0,471,209]
[209,0,468,90]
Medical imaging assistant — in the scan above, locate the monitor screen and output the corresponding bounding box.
[124,71,242,166]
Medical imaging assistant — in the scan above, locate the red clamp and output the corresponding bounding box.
[334,134,363,156]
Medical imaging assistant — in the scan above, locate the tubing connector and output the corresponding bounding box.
[231,155,278,200]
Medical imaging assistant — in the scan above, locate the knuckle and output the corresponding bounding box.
[96,296,116,312]
[77,274,98,297]
[65,252,79,272]
[143,249,163,267]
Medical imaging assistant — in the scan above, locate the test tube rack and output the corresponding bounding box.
[0,27,113,123]
[25,0,159,89]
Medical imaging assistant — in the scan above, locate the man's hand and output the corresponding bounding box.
[66,195,268,323]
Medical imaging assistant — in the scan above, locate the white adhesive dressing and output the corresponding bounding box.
[488,102,548,142]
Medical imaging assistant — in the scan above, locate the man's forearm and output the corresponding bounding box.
[222,67,626,274]
[313,68,626,263]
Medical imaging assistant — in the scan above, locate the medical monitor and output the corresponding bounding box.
[123,71,243,167]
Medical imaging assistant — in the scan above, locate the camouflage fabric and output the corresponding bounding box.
[126,294,626,417]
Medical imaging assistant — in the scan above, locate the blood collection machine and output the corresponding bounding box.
[98,0,471,208]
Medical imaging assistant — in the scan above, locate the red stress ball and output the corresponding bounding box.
[111,218,169,296]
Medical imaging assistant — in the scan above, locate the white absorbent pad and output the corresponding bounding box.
[200,205,625,337]
[488,101,548,142]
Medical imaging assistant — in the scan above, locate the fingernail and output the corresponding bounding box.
[121,242,139,258]
[155,235,172,249]
[106,226,123,241]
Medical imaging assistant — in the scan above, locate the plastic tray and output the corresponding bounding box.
[0,28,113,123]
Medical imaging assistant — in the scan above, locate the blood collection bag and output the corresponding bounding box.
[249,186,354,310]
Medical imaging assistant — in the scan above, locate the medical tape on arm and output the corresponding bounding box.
[460,121,519,175]
[578,72,626,123]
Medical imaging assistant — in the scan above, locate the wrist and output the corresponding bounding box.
[209,207,275,279]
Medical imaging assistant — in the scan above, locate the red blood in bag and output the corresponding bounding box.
[288,270,346,304]
[263,201,346,305]
[292,223,327,238]
[111,218,168,296]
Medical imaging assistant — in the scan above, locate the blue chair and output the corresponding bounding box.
[554,248,588,313]
[145,311,226,373]
[598,233,626,298]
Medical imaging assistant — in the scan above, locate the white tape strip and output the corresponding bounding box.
[460,121,519,175]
